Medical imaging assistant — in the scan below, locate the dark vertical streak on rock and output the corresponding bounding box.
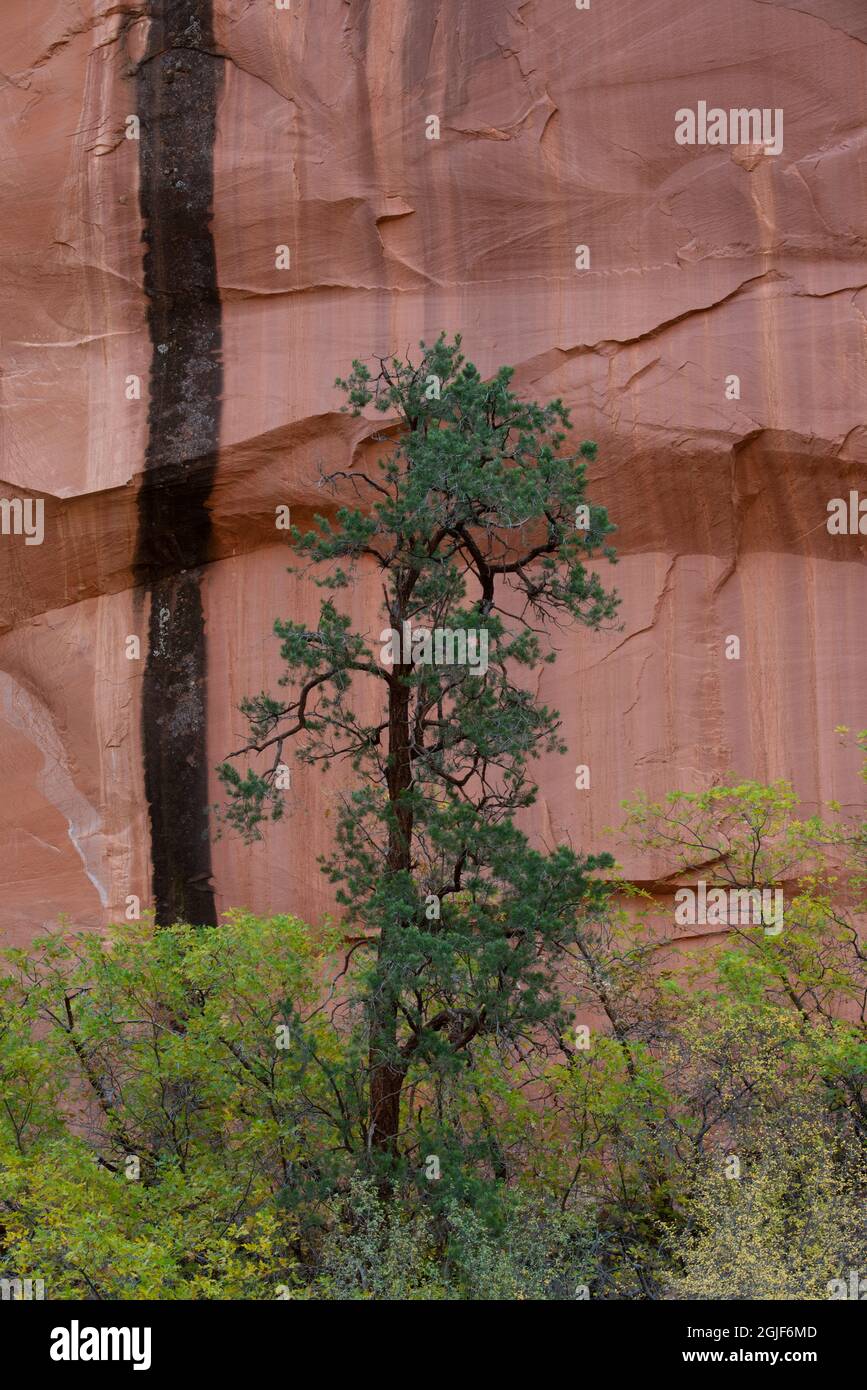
[135,0,221,926]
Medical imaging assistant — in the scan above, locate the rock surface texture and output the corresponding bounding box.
[0,0,865,945]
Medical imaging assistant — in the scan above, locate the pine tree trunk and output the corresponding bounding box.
[367,643,414,1154]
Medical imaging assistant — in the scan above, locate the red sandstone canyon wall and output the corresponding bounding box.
[1,0,865,946]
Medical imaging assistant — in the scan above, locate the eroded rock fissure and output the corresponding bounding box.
[134,0,221,926]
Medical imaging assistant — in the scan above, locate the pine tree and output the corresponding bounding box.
[219,335,620,1159]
